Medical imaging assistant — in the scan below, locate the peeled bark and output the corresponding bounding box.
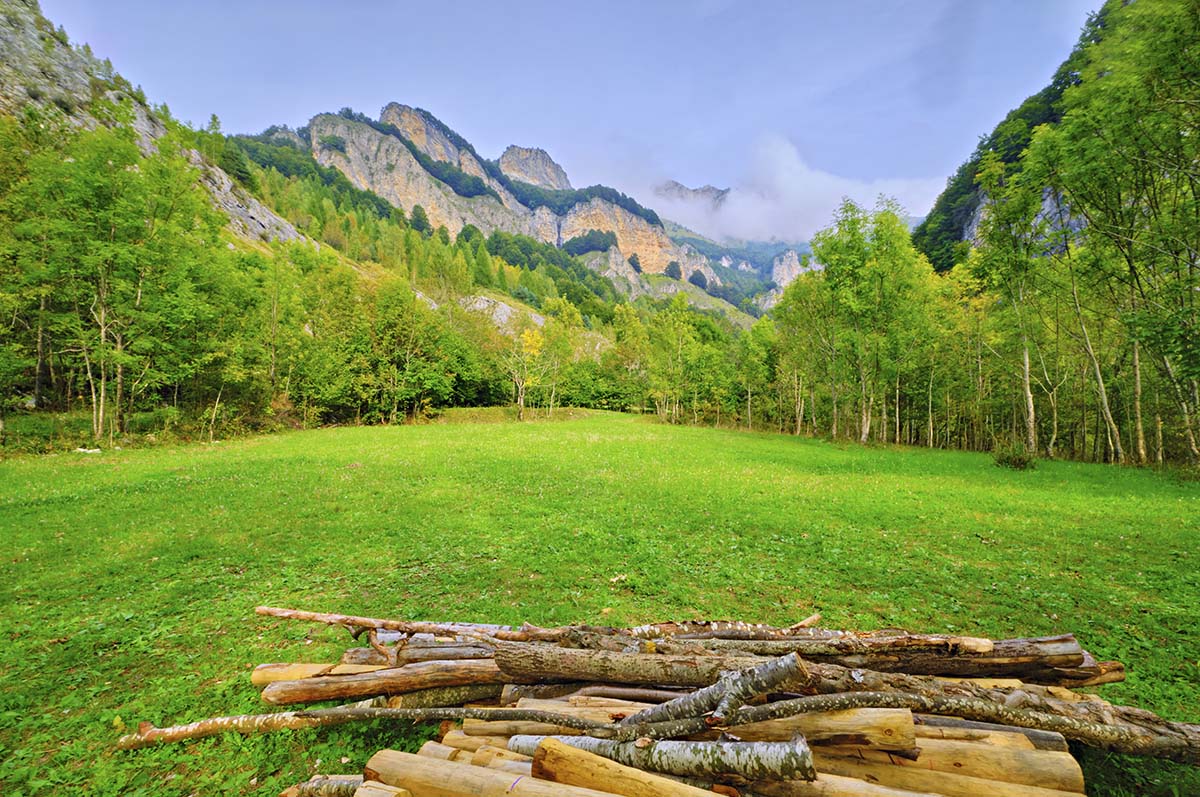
[812,757,1083,797]
[284,775,363,797]
[340,644,495,667]
[509,734,816,782]
[750,773,943,797]
[913,715,1067,752]
[364,750,617,797]
[254,605,597,642]
[385,684,503,709]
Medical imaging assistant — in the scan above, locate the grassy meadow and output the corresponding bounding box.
[0,411,1197,796]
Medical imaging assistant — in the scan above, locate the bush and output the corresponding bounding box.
[993,439,1036,470]
[318,134,346,154]
[665,260,682,280]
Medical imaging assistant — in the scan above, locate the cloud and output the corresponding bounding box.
[646,134,945,242]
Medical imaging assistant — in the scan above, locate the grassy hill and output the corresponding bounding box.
[1,413,1197,795]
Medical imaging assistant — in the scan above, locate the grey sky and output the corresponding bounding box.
[39,0,1098,240]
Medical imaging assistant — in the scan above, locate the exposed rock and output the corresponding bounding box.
[379,102,522,211]
[310,114,531,238]
[200,157,302,243]
[498,145,572,190]
[965,187,1084,250]
[582,247,651,300]
[676,243,720,287]
[655,179,730,209]
[459,295,544,329]
[560,198,685,274]
[771,249,812,289]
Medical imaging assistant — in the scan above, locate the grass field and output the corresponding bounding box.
[1,411,1197,796]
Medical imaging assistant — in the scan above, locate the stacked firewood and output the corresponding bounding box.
[117,607,1200,797]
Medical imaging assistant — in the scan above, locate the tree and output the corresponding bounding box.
[664,260,682,280]
[688,271,708,290]
[627,253,642,273]
[409,204,431,236]
[503,322,547,421]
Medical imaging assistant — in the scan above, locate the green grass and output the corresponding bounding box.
[1,412,1197,795]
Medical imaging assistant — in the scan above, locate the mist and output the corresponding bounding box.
[638,134,945,243]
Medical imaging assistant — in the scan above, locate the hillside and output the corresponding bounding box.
[911,6,1107,272]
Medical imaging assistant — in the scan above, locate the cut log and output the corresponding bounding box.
[508,734,816,781]
[253,663,387,686]
[814,738,1084,792]
[484,758,533,775]
[696,709,916,752]
[501,683,592,704]
[532,737,718,797]
[570,685,691,703]
[813,756,1084,797]
[364,749,620,797]
[261,659,515,705]
[491,644,1200,763]
[256,606,613,643]
[352,783,411,797]
[471,745,532,765]
[913,715,1067,752]
[385,684,503,709]
[418,741,467,761]
[285,774,364,797]
[341,645,495,667]
[462,718,583,737]
[440,730,511,753]
[749,774,944,797]
[913,725,1036,749]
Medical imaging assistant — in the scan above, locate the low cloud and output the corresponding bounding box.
[646,134,944,243]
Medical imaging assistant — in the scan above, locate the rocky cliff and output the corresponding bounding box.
[655,179,729,208]
[310,106,711,280]
[498,145,572,190]
[771,249,811,289]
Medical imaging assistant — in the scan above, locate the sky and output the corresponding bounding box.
[39,0,1098,241]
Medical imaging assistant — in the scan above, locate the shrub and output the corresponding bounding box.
[665,260,682,280]
[993,439,1036,470]
[318,134,346,154]
[688,271,708,290]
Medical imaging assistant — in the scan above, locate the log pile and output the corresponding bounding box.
[115,606,1200,797]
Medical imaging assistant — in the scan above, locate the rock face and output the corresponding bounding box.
[964,187,1084,250]
[582,247,651,299]
[459,294,544,329]
[314,107,709,278]
[310,114,530,238]
[498,145,572,190]
[771,249,811,289]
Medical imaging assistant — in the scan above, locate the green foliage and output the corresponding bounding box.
[409,204,431,236]
[217,140,258,192]
[687,270,708,290]
[317,133,346,154]
[485,230,619,320]
[627,252,642,273]
[993,438,1037,470]
[911,6,1109,272]
[664,260,682,280]
[562,229,618,256]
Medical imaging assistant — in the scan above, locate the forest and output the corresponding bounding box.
[0,0,1196,465]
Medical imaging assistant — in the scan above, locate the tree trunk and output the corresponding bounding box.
[1133,339,1147,463]
[1069,269,1123,463]
[1022,342,1037,454]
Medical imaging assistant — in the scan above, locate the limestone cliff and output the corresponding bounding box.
[309,114,531,239]
[379,103,522,211]
[655,180,729,208]
[771,249,811,289]
[561,198,695,275]
[498,145,572,190]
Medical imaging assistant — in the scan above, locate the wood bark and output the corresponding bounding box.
[508,734,816,781]
[385,684,503,709]
[364,750,619,797]
[492,644,1199,763]
[340,644,495,667]
[532,737,718,797]
[417,741,468,761]
[620,652,806,727]
[252,663,387,686]
[283,775,364,797]
[693,708,916,752]
[440,730,511,753]
[255,605,598,642]
[260,659,517,705]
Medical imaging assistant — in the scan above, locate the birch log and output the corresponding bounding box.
[813,756,1085,797]
[508,734,816,781]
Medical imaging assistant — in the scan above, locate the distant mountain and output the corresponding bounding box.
[655,180,729,209]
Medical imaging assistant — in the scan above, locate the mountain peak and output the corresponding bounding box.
[498,145,572,190]
[655,180,730,208]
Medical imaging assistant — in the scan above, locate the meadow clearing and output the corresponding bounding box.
[0,411,1196,795]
